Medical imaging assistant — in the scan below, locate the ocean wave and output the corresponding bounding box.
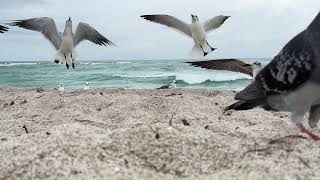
[0,62,39,66]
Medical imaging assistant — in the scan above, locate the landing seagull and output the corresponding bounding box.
[0,25,8,33]
[226,12,320,140]
[188,59,262,77]
[141,14,230,57]
[8,17,115,69]
[157,80,177,90]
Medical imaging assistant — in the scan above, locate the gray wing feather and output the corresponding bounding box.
[9,17,61,49]
[188,59,253,77]
[141,15,192,37]
[204,15,230,33]
[0,25,8,33]
[73,22,115,47]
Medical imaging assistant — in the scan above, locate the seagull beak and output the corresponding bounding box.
[225,16,231,20]
[68,17,71,21]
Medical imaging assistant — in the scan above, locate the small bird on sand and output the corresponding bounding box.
[157,80,177,90]
[58,83,64,91]
[141,14,230,57]
[0,25,8,33]
[188,59,262,77]
[8,17,115,69]
[226,12,320,140]
[83,82,90,90]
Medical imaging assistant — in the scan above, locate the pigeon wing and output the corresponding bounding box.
[188,59,253,77]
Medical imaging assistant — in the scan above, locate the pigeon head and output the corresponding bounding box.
[253,61,262,67]
[191,14,199,23]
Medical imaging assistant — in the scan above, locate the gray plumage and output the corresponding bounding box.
[187,59,262,77]
[0,25,8,33]
[227,12,320,140]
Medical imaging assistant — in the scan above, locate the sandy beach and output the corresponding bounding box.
[1,86,320,179]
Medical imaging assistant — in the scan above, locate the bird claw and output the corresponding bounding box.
[297,123,320,141]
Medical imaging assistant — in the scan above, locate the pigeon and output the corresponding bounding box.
[157,80,177,90]
[8,17,115,69]
[188,59,262,77]
[0,25,8,33]
[141,14,230,57]
[226,12,320,140]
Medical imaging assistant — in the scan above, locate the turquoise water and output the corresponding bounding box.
[0,59,271,90]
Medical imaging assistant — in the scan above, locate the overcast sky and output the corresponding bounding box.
[0,0,319,61]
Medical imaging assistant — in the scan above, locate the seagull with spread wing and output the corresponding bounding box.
[226,12,320,140]
[188,59,262,77]
[8,17,115,69]
[141,14,230,57]
[0,25,8,33]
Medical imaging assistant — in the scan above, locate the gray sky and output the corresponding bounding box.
[0,0,319,61]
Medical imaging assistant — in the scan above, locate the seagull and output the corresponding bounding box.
[125,84,131,89]
[0,25,8,33]
[188,59,262,77]
[141,14,230,57]
[157,80,177,90]
[226,12,320,140]
[83,82,90,90]
[8,17,115,69]
[58,83,64,91]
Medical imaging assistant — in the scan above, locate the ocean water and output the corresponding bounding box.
[0,59,271,90]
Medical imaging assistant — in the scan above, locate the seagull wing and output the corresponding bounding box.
[73,22,115,47]
[9,17,61,49]
[141,15,192,37]
[204,15,230,33]
[0,25,8,33]
[157,84,170,90]
[187,59,253,77]
[236,30,316,101]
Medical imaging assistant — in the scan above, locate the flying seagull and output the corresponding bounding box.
[0,25,8,33]
[141,14,230,57]
[226,12,320,140]
[8,17,115,69]
[188,59,262,77]
[157,80,177,90]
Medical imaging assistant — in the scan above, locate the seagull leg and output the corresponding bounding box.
[66,63,69,69]
[72,62,75,69]
[64,53,67,60]
[297,123,320,140]
[206,41,216,52]
[199,45,208,56]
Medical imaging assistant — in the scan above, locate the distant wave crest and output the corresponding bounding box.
[0,62,39,66]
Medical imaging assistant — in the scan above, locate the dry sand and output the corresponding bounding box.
[1,86,320,179]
